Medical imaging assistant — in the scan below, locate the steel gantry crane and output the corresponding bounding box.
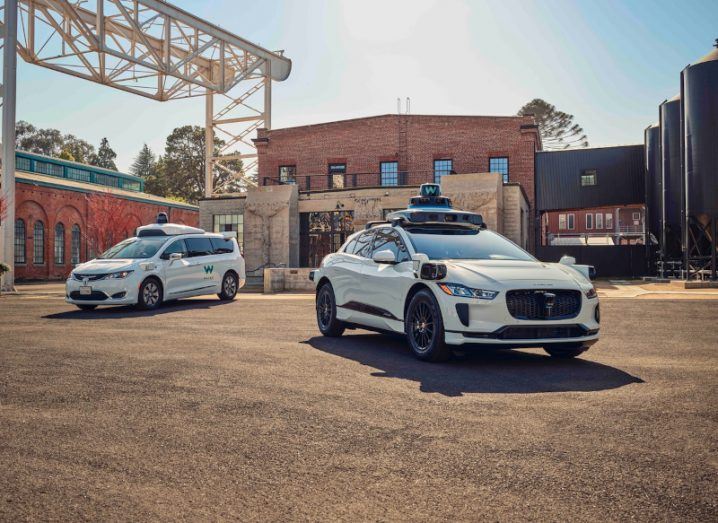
[0,0,291,290]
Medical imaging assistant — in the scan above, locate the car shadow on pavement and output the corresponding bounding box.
[43,299,229,319]
[304,334,644,397]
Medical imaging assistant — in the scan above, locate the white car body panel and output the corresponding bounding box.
[65,230,245,308]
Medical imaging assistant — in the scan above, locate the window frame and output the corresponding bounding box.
[595,213,603,229]
[33,221,45,265]
[328,163,346,190]
[632,212,641,222]
[71,224,81,265]
[379,161,399,187]
[585,213,593,230]
[489,156,510,183]
[558,214,567,230]
[433,158,453,184]
[370,227,411,263]
[212,213,244,248]
[581,169,598,187]
[160,238,188,260]
[567,213,575,231]
[279,165,297,185]
[54,222,65,265]
[605,213,614,229]
[14,219,26,264]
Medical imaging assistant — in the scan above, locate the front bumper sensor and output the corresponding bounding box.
[459,324,599,341]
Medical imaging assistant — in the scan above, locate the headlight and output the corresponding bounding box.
[105,270,134,279]
[585,286,597,299]
[438,282,498,300]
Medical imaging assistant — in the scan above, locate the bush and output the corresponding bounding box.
[0,262,9,275]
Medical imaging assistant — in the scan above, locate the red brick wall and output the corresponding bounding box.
[12,182,199,281]
[256,114,540,204]
[542,205,645,241]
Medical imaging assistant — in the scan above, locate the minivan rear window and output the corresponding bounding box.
[210,237,234,254]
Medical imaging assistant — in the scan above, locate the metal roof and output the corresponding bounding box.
[536,145,645,212]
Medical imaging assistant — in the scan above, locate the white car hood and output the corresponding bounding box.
[73,259,136,274]
[447,259,585,286]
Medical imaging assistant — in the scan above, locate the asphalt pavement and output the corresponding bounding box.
[0,291,716,521]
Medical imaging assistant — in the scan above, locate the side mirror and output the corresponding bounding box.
[168,252,183,263]
[559,255,577,266]
[372,249,397,264]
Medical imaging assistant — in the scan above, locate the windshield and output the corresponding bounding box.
[405,227,535,261]
[98,237,168,259]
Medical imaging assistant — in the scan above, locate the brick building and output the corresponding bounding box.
[541,205,646,246]
[254,114,541,205]
[6,151,198,281]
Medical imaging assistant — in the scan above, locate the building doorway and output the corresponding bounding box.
[300,211,354,267]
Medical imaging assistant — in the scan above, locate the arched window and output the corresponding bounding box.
[71,224,81,265]
[33,221,45,265]
[14,219,25,264]
[54,223,65,265]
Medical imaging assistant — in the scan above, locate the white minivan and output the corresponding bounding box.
[66,223,245,310]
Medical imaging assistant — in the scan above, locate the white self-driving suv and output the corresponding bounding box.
[66,223,245,311]
[311,184,600,362]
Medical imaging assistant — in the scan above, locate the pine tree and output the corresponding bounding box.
[518,99,588,150]
[94,137,118,170]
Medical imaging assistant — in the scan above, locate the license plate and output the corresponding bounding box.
[79,286,92,295]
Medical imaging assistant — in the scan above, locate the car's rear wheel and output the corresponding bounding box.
[218,272,238,301]
[316,283,345,337]
[405,289,451,362]
[544,343,586,359]
[76,304,97,311]
[137,278,162,310]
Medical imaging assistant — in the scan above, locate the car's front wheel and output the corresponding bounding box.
[316,283,345,337]
[137,277,162,310]
[218,272,238,301]
[405,289,451,362]
[544,343,587,359]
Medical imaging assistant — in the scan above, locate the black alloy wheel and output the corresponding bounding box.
[405,289,451,362]
[316,283,345,337]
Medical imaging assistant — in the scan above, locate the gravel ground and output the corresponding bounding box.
[0,293,716,522]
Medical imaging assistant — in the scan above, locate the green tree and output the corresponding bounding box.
[58,147,76,162]
[518,99,588,150]
[94,137,118,170]
[130,144,171,197]
[62,135,96,164]
[162,125,243,203]
[16,125,63,156]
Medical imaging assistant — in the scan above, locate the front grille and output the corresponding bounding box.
[506,289,581,320]
[73,273,107,281]
[497,325,588,340]
[70,291,108,301]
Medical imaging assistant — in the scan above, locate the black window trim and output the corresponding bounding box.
[160,238,187,260]
[489,156,510,183]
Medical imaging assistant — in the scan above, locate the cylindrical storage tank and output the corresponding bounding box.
[644,123,662,244]
[659,94,682,258]
[681,44,718,218]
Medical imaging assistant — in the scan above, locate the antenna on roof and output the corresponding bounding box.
[406,97,411,114]
[397,97,401,114]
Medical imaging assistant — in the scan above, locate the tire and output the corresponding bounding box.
[316,283,345,337]
[405,289,451,362]
[544,343,587,359]
[218,272,239,301]
[136,277,162,310]
[76,304,97,311]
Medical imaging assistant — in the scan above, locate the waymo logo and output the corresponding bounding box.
[203,265,214,275]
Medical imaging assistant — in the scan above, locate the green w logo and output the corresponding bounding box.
[421,183,440,196]
[203,265,214,275]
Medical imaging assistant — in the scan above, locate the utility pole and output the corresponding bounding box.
[1,0,18,292]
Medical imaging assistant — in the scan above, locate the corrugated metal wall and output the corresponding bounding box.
[536,145,645,212]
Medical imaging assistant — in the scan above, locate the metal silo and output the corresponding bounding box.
[659,94,682,261]
[644,124,662,250]
[681,40,718,280]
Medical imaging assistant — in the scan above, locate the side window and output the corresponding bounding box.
[353,231,374,258]
[185,237,214,257]
[371,228,410,262]
[210,237,234,254]
[343,235,359,254]
[161,239,187,260]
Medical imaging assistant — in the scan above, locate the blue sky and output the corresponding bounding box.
[16,0,718,171]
